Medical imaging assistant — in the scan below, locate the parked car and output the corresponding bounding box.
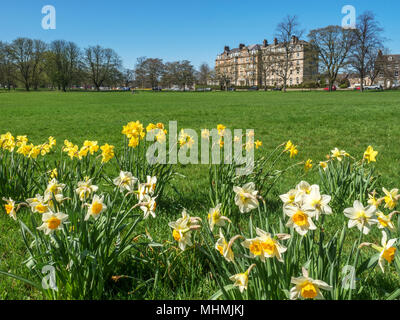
[227,87,236,91]
[248,86,259,91]
[324,85,337,91]
[152,86,162,92]
[364,85,383,90]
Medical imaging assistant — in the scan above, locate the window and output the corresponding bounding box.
[395,71,399,77]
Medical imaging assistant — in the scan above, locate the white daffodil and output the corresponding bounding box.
[229,264,256,293]
[136,183,148,202]
[85,195,107,221]
[207,203,231,231]
[168,210,201,251]
[145,176,157,195]
[284,205,316,236]
[303,184,332,221]
[279,189,300,207]
[139,195,157,219]
[113,171,138,193]
[242,228,290,263]
[382,188,399,210]
[343,200,377,235]
[45,178,65,198]
[26,194,49,214]
[295,181,311,200]
[37,211,68,235]
[2,197,16,220]
[76,177,98,201]
[290,267,332,300]
[215,229,241,263]
[233,182,259,213]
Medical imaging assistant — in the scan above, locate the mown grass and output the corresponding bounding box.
[1,90,400,299]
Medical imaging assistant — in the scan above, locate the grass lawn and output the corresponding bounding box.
[1,90,400,299]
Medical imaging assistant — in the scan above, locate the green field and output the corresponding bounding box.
[1,90,400,299]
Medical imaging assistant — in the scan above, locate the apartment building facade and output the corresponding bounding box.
[215,37,318,88]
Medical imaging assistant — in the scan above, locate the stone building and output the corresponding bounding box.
[215,37,318,88]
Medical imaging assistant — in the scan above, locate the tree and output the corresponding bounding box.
[176,60,195,90]
[84,45,122,91]
[121,68,134,88]
[133,57,164,88]
[349,12,384,91]
[8,38,34,91]
[31,40,47,90]
[272,15,304,92]
[308,25,354,91]
[48,40,81,91]
[0,41,16,90]
[197,63,211,85]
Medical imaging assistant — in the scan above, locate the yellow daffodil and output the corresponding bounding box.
[382,188,399,210]
[363,146,378,163]
[100,144,115,163]
[255,140,262,149]
[304,159,313,172]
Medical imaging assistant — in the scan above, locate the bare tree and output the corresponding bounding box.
[197,63,211,85]
[349,12,384,91]
[49,40,81,91]
[8,38,34,91]
[0,42,16,90]
[273,15,304,92]
[133,57,164,88]
[84,45,122,91]
[308,25,354,91]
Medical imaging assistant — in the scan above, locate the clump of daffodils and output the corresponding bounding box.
[168,210,201,251]
[122,120,146,148]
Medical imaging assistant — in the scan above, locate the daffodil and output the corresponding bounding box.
[45,179,65,199]
[207,203,231,231]
[303,184,332,221]
[382,188,399,210]
[113,171,138,193]
[178,129,195,148]
[215,229,241,263]
[295,181,312,199]
[284,205,316,236]
[255,140,262,149]
[242,228,290,262]
[2,197,17,220]
[168,210,201,251]
[360,231,397,273]
[376,211,397,230]
[319,161,328,171]
[368,190,382,207]
[343,200,377,235]
[76,177,98,201]
[26,195,49,214]
[85,195,107,221]
[330,148,348,162]
[139,195,157,219]
[304,159,313,172]
[100,144,115,163]
[201,129,210,139]
[145,176,157,195]
[279,189,300,207]
[37,211,68,235]
[363,146,378,163]
[217,124,226,136]
[290,268,332,300]
[233,182,259,213]
[229,264,256,293]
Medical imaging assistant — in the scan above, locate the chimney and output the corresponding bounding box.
[263,39,268,47]
[239,43,245,50]
[274,38,278,45]
[224,46,230,52]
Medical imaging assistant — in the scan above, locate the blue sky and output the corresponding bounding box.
[1,0,399,69]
